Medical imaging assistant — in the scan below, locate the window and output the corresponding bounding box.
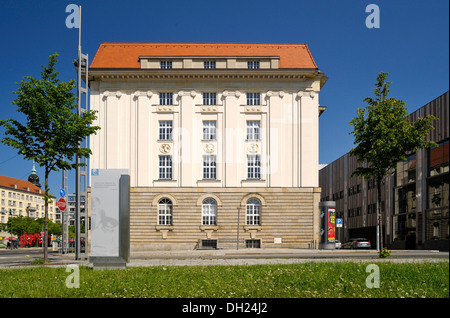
[160,61,172,69]
[247,61,260,69]
[247,93,260,105]
[246,121,260,140]
[159,92,173,105]
[203,92,217,105]
[201,239,217,249]
[202,121,216,140]
[159,155,172,179]
[158,199,173,225]
[202,198,217,225]
[246,198,261,225]
[159,121,173,140]
[247,155,261,179]
[204,61,216,69]
[433,222,440,238]
[246,239,261,248]
[203,155,217,179]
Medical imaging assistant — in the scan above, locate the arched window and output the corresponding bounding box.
[158,198,173,225]
[202,198,217,225]
[433,222,440,238]
[246,198,261,225]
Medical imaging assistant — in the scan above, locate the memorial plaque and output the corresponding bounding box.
[90,169,130,268]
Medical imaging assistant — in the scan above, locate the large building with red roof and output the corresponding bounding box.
[0,169,57,225]
[88,42,328,253]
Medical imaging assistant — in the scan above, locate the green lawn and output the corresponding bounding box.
[0,262,448,298]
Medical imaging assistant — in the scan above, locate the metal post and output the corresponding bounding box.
[61,166,69,254]
[75,5,89,260]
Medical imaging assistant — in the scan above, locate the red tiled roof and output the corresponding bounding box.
[90,42,319,69]
[0,175,44,195]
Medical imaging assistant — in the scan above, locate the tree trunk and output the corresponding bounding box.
[376,176,383,252]
[43,168,49,264]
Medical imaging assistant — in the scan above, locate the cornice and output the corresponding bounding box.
[89,69,324,81]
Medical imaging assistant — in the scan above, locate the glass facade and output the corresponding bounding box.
[426,140,449,241]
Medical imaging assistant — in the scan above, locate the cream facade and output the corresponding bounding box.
[88,43,327,253]
[0,176,55,224]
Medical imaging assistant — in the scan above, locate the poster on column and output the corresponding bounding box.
[327,208,336,242]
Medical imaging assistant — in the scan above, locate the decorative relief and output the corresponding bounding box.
[266,91,284,97]
[178,90,197,97]
[156,106,174,112]
[296,91,316,99]
[203,143,215,154]
[159,143,171,153]
[223,90,241,97]
[244,106,262,112]
[102,91,123,100]
[133,90,153,100]
[248,143,259,153]
[201,106,218,113]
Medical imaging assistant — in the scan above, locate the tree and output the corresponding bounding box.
[349,72,437,251]
[0,53,100,263]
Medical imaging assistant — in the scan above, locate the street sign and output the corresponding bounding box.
[60,189,66,198]
[336,218,343,228]
[57,197,67,212]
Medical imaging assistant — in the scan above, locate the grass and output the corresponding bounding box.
[0,262,448,298]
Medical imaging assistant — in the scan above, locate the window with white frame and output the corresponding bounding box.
[159,92,173,105]
[203,155,217,179]
[159,121,173,140]
[246,198,261,225]
[247,155,261,179]
[159,155,172,179]
[246,121,260,140]
[160,61,172,69]
[202,198,217,225]
[202,121,216,140]
[203,92,217,105]
[246,93,260,105]
[247,61,260,69]
[204,61,216,69]
[158,198,173,225]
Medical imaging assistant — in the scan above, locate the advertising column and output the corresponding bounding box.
[320,201,336,249]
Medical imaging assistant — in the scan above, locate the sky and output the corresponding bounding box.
[0,0,448,198]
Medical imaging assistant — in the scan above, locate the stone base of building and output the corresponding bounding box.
[129,187,321,256]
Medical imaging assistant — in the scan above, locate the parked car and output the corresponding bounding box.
[335,240,342,249]
[342,238,371,249]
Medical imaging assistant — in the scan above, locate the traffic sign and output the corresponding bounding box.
[60,189,66,198]
[336,218,343,228]
[57,197,67,212]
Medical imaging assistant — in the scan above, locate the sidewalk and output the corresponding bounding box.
[47,248,447,268]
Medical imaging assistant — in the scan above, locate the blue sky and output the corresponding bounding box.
[0,0,448,197]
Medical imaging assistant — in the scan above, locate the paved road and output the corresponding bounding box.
[0,247,448,268]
